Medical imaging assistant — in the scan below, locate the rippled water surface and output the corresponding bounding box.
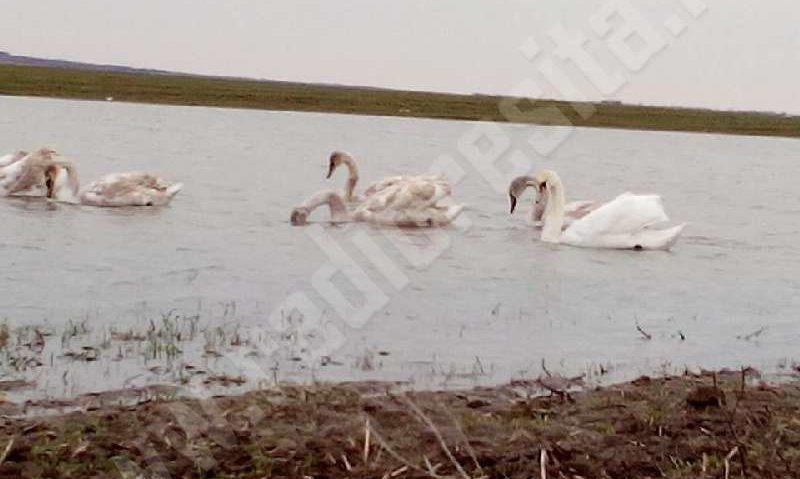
[1,95,799,402]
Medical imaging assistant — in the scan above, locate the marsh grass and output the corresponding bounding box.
[0,370,797,478]
[2,64,799,138]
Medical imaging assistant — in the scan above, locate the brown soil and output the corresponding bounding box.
[0,370,798,478]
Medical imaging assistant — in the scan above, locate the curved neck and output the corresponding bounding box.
[340,156,359,201]
[533,196,546,223]
[540,174,565,243]
[303,190,349,222]
[517,176,544,222]
[51,162,81,204]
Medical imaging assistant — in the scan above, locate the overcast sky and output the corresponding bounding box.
[2,0,799,113]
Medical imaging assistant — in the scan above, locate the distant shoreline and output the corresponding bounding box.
[2,63,799,138]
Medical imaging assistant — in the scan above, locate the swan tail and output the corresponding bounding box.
[657,223,687,250]
[166,183,184,198]
[444,204,465,224]
[636,223,687,250]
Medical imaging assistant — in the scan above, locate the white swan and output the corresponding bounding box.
[508,175,600,227]
[521,170,685,250]
[290,188,464,227]
[326,151,449,204]
[0,148,71,197]
[45,166,183,207]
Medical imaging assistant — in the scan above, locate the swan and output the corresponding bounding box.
[326,151,449,203]
[0,151,28,168]
[0,148,71,197]
[508,175,600,227]
[518,170,685,250]
[290,188,464,227]
[44,166,183,207]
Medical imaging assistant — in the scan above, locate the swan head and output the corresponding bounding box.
[291,190,348,225]
[508,176,536,214]
[326,151,352,179]
[27,147,57,162]
[532,170,559,195]
[290,207,310,226]
[37,147,57,157]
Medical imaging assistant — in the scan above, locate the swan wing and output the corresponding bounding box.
[386,181,452,210]
[358,180,448,210]
[363,174,449,197]
[363,176,405,197]
[81,172,181,206]
[565,200,599,216]
[359,203,464,227]
[557,200,601,227]
[401,181,451,209]
[1,152,50,196]
[0,154,13,169]
[0,151,27,168]
[562,193,669,245]
[358,183,404,211]
[0,161,26,193]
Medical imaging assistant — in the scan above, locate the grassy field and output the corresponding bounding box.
[2,63,799,138]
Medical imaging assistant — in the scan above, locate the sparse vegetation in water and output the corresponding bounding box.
[0,309,278,404]
[0,370,797,478]
[0,322,9,350]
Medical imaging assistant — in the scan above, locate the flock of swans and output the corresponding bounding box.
[2,147,685,250]
[293,151,686,250]
[0,148,182,207]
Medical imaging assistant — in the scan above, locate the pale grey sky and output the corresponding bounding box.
[2,0,799,113]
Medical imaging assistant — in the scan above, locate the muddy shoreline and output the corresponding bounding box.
[0,369,797,478]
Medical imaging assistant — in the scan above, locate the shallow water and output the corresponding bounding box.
[1,95,799,402]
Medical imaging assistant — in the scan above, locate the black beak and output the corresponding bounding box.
[326,162,334,179]
[509,194,517,214]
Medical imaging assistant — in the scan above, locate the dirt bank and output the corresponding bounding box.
[0,369,797,478]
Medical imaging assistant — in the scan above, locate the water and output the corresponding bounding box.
[1,95,799,404]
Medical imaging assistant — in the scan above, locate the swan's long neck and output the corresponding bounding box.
[341,156,359,201]
[540,172,565,243]
[518,176,544,222]
[51,162,81,204]
[303,190,349,222]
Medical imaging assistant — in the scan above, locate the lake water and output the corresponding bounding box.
[1,95,799,403]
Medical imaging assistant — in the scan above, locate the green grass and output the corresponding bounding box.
[2,63,799,137]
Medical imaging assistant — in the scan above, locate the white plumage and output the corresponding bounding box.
[522,170,685,250]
